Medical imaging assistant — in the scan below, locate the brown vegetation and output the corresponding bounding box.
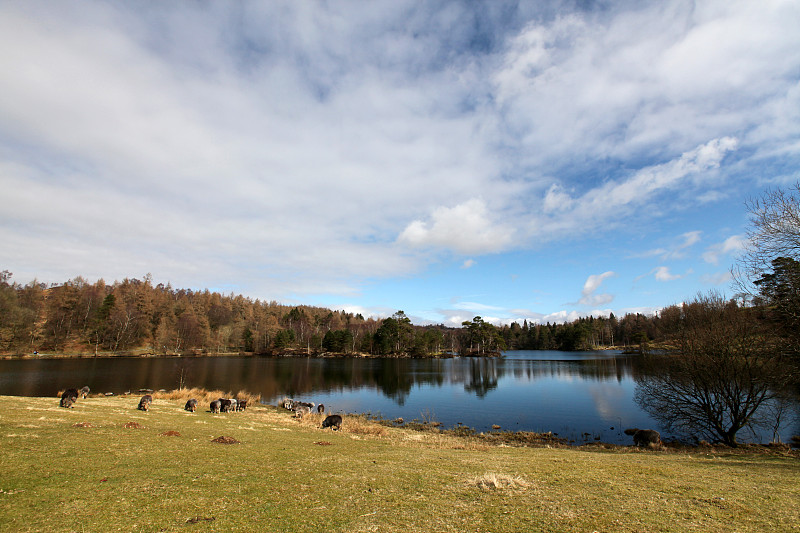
[210,436,240,444]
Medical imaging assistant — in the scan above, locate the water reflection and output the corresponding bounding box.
[1,351,794,445]
[0,351,641,400]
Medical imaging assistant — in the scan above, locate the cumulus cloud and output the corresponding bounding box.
[653,266,683,282]
[397,199,514,254]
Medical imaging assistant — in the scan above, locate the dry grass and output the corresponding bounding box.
[288,410,389,437]
[469,473,531,492]
[151,387,261,404]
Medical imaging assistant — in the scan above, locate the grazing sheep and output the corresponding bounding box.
[210,400,222,413]
[79,386,90,398]
[229,399,238,412]
[294,405,312,419]
[322,414,342,430]
[219,398,233,413]
[236,399,248,411]
[137,394,153,411]
[624,428,661,447]
[317,404,325,414]
[60,388,79,408]
[281,398,294,409]
[184,399,198,412]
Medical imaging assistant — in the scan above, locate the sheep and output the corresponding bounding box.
[60,388,79,408]
[137,394,153,411]
[294,405,312,419]
[236,399,248,411]
[317,404,325,414]
[624,428,661,447]
[210,400,222,413]
[79,386,90,398]
[322,414,342,430]
[184,399,198,412]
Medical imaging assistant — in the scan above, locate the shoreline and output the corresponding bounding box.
[0,350,505,360]
[33,389,800,454]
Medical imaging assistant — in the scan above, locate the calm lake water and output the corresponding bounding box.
[1,350,797,445]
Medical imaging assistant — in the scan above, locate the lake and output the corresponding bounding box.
[1,350,796,445]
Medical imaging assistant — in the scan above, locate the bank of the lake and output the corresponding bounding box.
[2,351,798,446]
[1,395,798,533]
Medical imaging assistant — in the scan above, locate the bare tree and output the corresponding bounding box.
[734,181,800,294]
[634,293,791,447]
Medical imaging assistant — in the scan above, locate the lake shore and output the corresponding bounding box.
[1,394,798,532]
[0,348,505,359]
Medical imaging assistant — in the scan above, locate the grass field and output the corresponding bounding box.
[1,394,798,532]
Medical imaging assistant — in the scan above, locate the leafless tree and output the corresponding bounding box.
[734,181,800,295]
[634,293,791,447]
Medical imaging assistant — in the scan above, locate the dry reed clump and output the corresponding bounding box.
[123,422,143,429]
[337,414,387,437]
[151,387,261,404]
[469,473,530,492]
[159,430,181,437]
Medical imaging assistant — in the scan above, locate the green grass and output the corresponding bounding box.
[1,395,798,532]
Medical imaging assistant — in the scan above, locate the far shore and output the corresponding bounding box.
[1,346,646,360]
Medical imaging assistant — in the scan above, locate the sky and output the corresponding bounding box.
[1,0,799,327]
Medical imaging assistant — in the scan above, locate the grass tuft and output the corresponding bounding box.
[469,473,531,492]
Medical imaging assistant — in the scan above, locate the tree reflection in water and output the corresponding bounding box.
[2,351,796,444]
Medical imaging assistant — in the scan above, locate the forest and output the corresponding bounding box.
[0,270,631,356]
[0,262,795,360]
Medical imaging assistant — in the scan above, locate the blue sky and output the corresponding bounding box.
[1,0,799,326]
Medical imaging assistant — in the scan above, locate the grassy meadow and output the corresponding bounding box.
[0,394,798,532]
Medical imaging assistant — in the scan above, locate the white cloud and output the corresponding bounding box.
[397,199,514,254]
[529,138,739,240]
[461,259,477,269]
[0,0,798,317]
[578,271,615,306]
[636,231,702,260]
[653,266,682,282]
[703,235,747,265]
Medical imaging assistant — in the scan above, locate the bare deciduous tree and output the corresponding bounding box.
[734,181,800,294]
[634,293,791,447]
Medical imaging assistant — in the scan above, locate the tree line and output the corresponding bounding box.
[0,267,733,357]
[1,260,796,361]
[0,274,465,357]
